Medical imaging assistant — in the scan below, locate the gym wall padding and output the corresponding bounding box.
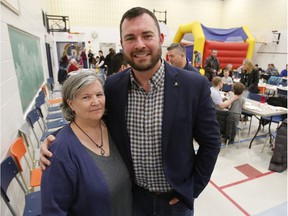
[203,40,249,69]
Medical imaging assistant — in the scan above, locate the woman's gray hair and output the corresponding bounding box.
[61,71,104,121]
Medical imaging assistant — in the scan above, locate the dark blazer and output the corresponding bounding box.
[184,59,200,73]
[104,61,221,209]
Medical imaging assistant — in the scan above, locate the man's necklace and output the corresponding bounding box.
[74,121,105,156]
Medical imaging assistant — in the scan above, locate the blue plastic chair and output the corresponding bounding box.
[1,156,41,216]
[26,108,57,144]
[267,76,282,86]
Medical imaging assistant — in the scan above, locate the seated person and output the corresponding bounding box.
[229,82,246,132]
[280,64,288,77]
[235,64,244,79]
[222,69,233,85]
[210,76,240,109]
[266,63,279,76]
[219,64,234,78]
[67,58,80,73]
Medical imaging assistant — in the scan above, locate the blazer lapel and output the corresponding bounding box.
[162,62,180,151]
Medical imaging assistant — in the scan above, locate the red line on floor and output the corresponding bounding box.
[209,170,274,216]
[210,180,251,216]
[220,171,274,190]
[235,164,263,178]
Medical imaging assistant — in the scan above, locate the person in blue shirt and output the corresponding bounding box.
[280,64,288,77]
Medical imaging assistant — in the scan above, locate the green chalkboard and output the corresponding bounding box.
[8,26,44,112]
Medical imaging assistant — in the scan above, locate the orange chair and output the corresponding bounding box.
[10,137,42,192]
[41,85,63,104]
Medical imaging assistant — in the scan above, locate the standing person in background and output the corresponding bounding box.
[88,49,94,69]
[110,52,129,74]
[167,43,200,73]
[229,82,245,142]
[105,48,116,76]
[240,58,259,94]
[58,50,69,84]
[60,50,69,69]
[193,50,202,70]
[41,72,132,215]
[40,7,221,216]
[97,50,106,81]
[204,49,220,81]
[80,47,88,69]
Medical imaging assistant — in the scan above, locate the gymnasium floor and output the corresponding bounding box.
[194,117,287,216]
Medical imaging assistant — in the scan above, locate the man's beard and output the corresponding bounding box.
[124,46,162,72]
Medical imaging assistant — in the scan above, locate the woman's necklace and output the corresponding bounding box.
[74,121,105,156]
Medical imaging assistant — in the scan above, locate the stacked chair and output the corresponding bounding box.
[10,137,42,192]
[1,156,41,216]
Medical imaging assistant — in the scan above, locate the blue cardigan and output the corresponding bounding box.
[41,125,111,216]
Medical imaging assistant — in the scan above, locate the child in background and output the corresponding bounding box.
[229,82,246,141]
[222,69,233,85]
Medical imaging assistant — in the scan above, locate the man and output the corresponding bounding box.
[105,48,116,76]
[110,52,129,74]
[40,7,221,216]
[204,49,220,81]
[167,43,200,73]
[96,50,106,80]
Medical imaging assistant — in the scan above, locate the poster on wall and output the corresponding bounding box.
[8,26,44,112]
[56,41,85,67]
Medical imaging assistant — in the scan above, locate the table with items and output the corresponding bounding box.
[243,98,288,148]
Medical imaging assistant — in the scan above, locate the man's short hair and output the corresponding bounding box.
[111,53,128,72]
[167,43,186,53]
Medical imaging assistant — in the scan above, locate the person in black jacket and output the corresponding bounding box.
[240,58,259,94]
[204,49,220,81]
[105,48,116,76]
[88,49,94,69]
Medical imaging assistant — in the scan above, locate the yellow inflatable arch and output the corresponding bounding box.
[173,21,255,75]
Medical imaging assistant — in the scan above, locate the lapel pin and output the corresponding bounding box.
[174,81,179,87]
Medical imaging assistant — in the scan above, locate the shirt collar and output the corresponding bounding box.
[130,60,165,89]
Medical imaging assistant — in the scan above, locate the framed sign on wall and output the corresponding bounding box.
[1,0,20,15]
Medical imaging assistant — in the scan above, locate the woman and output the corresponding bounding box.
[41,71,132,216]
[67,58,80,73]
[240,58,259,94]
